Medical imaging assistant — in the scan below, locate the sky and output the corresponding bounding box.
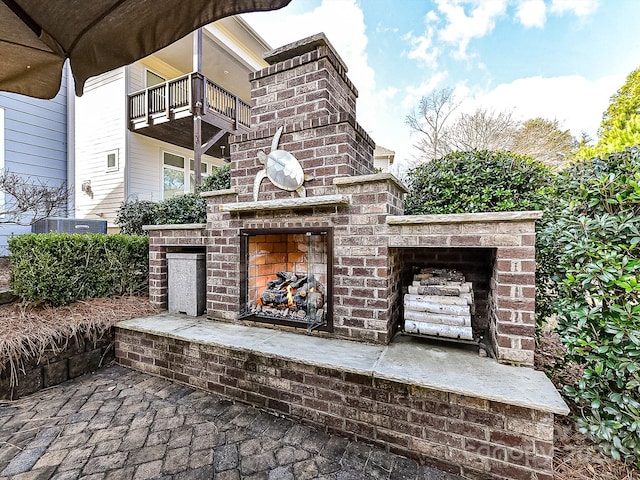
[243,0,640,174]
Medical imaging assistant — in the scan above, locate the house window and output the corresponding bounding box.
[146,70,166,88]
[106,150,119,172]
[163,152,186,199]
[163,152,210,199]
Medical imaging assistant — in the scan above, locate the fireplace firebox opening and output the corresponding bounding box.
[239,228,333,332]
[399,247,496,356]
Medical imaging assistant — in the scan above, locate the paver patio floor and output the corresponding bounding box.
[0,365,461,480]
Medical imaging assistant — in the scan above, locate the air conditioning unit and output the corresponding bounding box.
[31,217,107,234]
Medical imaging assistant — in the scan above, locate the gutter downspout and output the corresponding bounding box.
[66,61,76,217]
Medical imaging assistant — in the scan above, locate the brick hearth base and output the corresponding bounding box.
[115,315,568,480]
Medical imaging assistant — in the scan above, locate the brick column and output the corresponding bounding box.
[333,174,408,344]
[229,33,375,203]
[143,224,207,309]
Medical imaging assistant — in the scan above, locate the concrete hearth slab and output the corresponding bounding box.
[255,329,385,373]
[117,314,569,415]
[377,336,569,414]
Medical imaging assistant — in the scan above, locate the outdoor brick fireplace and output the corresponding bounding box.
[143,33,543,365]
[184,33,536,366]
[239,227,333,331]
[133,33,567,480]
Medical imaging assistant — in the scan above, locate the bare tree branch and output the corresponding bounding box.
[0,170,68,225]
[511,118,576,168]
[406,87,463,163]
[407,89,577,168]
[444,108,520,153]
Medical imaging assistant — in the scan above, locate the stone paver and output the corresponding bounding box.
[0,366,462,479]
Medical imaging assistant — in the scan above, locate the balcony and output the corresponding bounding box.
[127,73,251,155]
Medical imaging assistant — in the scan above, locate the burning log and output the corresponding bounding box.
[260,288,292,307]
[255,271,326,327]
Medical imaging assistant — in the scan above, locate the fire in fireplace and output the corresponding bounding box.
[239,228,333,332]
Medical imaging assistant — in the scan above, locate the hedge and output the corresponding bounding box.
[8,233,149,306]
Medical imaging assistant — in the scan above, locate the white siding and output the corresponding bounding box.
[74,68,126,226]
[128,132,223,201]
[128,63,145,94]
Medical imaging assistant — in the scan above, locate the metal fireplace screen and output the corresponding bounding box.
[239,228,333,332]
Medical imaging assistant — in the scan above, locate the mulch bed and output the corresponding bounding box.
[0,296,159,388]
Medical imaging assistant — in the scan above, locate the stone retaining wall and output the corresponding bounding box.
[0,331,113,400]
[115,328,556,480]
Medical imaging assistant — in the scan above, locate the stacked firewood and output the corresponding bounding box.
[403,268,474,340]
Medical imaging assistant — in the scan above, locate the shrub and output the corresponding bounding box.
[551,147,640,466]
[403,150,558,323]
[9,233,149,305]
[403,150,553,215]
[115,200,158,235]
[155,193,206,225]
[197,164,231,192]
[116,165,230,234]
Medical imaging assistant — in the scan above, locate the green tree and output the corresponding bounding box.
[602,67,640,134]
[403,150,552,215]
[196,164,231,192]
[577,67,640,158]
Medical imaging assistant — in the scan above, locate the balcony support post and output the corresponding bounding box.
[192,29,203,185]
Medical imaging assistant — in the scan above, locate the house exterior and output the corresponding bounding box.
[373,145,395,173]
[0,69,70,254]
[73,16,270,229]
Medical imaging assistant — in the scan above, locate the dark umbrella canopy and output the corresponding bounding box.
[0,0,290,99]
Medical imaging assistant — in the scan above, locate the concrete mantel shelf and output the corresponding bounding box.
[142,223,206,231]
[200,188,238,198]
[387,210,543,225]
[118,315,569,416]
[333,172,409,193]
[218,194,350,213]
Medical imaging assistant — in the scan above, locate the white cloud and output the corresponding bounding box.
[550,0,599,16]
[466,74,621,140]
[404,30,439,68]
[404,10,440,67]
[435,0,508,57]
[401,71,449,110]
[516,0,547,28]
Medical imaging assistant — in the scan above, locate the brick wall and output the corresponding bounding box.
[229,33,375,203]
[145,225,207,309]
[230,113,374,202]
[204,175,408,345]
[400,247,495,335]
[251,33,357,127]
[115,329,556,480]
